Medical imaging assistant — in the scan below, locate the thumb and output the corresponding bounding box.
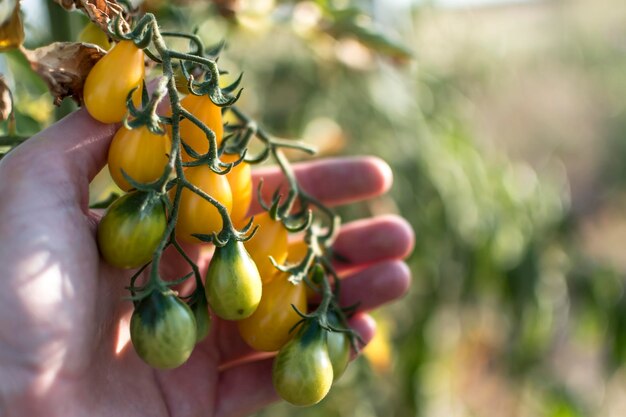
[0,108,118,211]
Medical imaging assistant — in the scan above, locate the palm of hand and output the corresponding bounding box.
[0,110,413,417]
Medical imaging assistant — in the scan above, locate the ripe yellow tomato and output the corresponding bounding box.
[286,239,308,263]
[83,40,144,124]
[222,154,252,229]
[238,272,307,351]
[107,125,171,191]
[179,94,224,162]
[244,212,288,283]
[175,165,233,243]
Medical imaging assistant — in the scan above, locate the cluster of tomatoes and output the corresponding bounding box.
[82,36,352,406]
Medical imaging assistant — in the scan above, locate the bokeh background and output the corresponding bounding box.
[6,0,626,415]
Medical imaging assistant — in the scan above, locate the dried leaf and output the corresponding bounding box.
[0,76,12,121]
[22,42,106,106]
[53,0,129,33]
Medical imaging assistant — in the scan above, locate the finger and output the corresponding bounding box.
[339,261,411,311]
[213,318,270,370]
[348,312,376,348]
[14,108,115,182]
[215,358,277,417]
[331,215,414,274]
[249,156,392,215]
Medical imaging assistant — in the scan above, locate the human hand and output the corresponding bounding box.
[0,109,413,417]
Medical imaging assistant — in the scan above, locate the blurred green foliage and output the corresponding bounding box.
[9,0,626,416]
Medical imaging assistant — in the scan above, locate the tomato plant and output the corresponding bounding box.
[237,272,307,351]
[45,10,362,400]
[273,322,334,406]
[175,164,233,243]
[83,40,144,124]
[130,289,197,369]
[108,125,171,191]
[179,94,224,161]
[244,211,288,283]
[205,239,262,320]
[97,191,167,268]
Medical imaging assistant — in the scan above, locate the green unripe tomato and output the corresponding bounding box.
[97,191,167,269]
[272,322,334,406]
[130,290,197,369]
[205,239,262,320]
[326,330,350,381]
[326,312,351,380]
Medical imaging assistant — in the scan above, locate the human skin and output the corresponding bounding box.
[0,109,414,417]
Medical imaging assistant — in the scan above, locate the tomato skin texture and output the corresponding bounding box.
[130,290,197,369]
[84,40,144,124]
[97,191,166,268]
[327,331,350,380]
[179,94,224,162]
[205,239,262,320]
[238,273,307,351]
[190,293,212,342]
[273,322,334,406]
[326,313,351,380]
[108,125,171,191]
[286,240,308,264]
[244,212,288,284]
[222,154,252,229]
[175,165,233,243]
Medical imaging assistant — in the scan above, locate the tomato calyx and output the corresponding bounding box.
[179,72,242,108]
[123,78,169,137]
[108,14,151,51]
[173,41,232,94]
[188,205,255,246]
[293,319,326,348]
